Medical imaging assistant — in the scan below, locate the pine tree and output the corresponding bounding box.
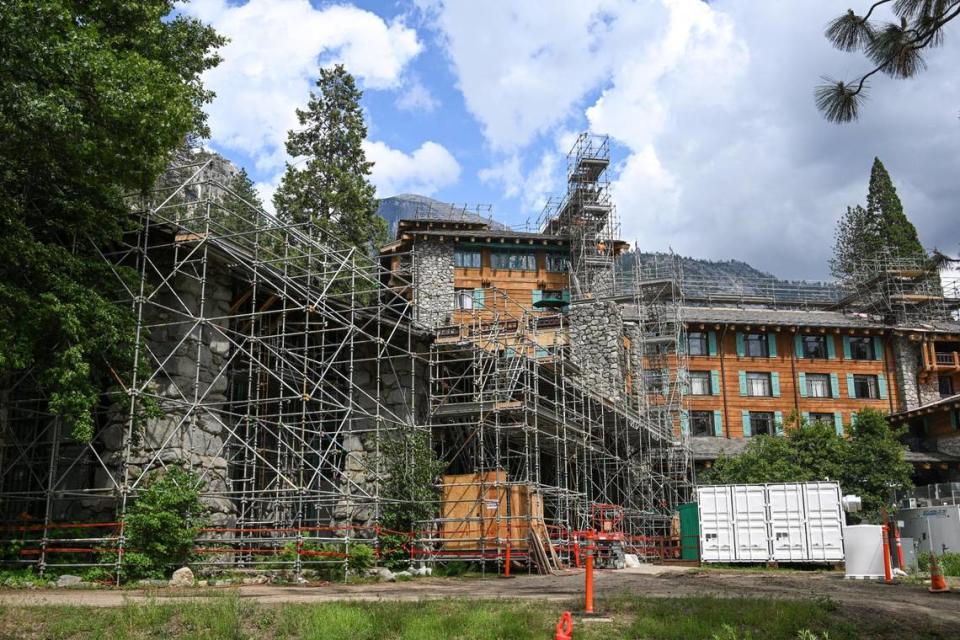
[866,157,925,261]
[273,65,386,254]
[829,157,925,281]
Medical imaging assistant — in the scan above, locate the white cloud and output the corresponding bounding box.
[395,78,440,113]
[425,0,960,278]
[184,0,423,174]
[364,140,461,196]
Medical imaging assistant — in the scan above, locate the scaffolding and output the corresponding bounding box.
[0,158,427,576]
[540,133,620,299]
[426,288,687,565]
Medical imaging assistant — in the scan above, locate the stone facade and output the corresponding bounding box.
[568,301,627,401]
[96,253,236,528]
[410,241,454,329]
[892,337,941,410]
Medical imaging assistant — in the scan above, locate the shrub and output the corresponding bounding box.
[917,551,960,576]
[347,543,374,575]
[116,466,208,580]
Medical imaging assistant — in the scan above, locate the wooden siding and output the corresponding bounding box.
[683,328,898,439]
[451,247,569,323]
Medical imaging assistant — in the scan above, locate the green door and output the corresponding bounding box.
[678,502,699,561]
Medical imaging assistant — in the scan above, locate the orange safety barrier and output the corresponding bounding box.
[929,553,950,593]
[881,524,893,585]
[584,532,595,614]
[554,611,573,640]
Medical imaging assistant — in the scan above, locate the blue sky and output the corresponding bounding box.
[184,0,960,280]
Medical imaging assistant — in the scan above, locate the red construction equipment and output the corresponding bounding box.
[929,553,950,593]
[588,503,626,569]
[554,611,573,640]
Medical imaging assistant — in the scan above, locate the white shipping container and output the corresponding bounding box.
[696,482,845,564]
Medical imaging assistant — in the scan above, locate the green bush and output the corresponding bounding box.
[111,466,208,581]
[347,543,375,575]
[917,551,960,576]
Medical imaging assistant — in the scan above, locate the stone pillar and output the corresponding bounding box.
[568,301,627,401]
[411,241,454,329]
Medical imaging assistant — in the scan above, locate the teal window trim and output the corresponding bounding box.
[829,373,840,398]
[713,410,723,437]
[834,412,844,436]
[767,333,778,358]
[774,411,784,435]
[771,372,781,397]
[736,332,745,357]
[710,370,721,396]
[798,372,807,398]
[826,335,836,359]
[708,331,718,357]
[794,334,804,358]
[741,410,751,437]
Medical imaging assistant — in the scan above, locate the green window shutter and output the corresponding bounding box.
[561,290,571,303]
[710,370,721,396]
[708,331,718,356]
[738,371,747,396]
[713,410,723,437]
[678,335,688,356]
[742,410,751,437]
[877,374,888,400]
[842,335,852,359]
[505,347,516,358]
[775,411,784,435]
[829,373,840,398]
[846,373,856,399]
[826,335,837,359]
[767,333,778,358]
[794,334,804,358]
[798,372,807,398]
[873,337,883,361]
[680,410,690,436]
[771,372,781,397]
[801,411,810,423]
[736,332,745,357]
[473,288,485,309]
[922,416,929,435]
[952,410,959,431]
[532,289,542,306]
[834,412,844,436]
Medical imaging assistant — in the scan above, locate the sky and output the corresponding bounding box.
[182,0,960,280]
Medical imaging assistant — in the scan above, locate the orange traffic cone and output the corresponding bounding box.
[929,553,950,593]
[555,611,574,640]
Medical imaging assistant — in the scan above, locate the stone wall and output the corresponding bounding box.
[892,337,941,411]
[568,301,627,401]
[96,252,236,529]
[333,345,430,530]
[411,241,454,329]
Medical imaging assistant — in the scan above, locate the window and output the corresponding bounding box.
[691,411,715,437]
[744,333,769,357]
[491,250,536,271]
[689,371,712,396]
[939,376,955,398]
[750,412,774,436]
[746,372,772,397]
[806,373,831,398]
[546,253,567,272]
[454,289,474,310]
[542,290,564,301]
[852,374,879,399]
[453,249,481,268]
[802,336,827,359]
[848,337,875,360]
[688,332,709,356]
[809,412,834,425]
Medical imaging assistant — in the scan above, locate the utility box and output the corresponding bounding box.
[697,482,845,564]
[898,505,960,555]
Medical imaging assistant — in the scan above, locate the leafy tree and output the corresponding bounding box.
[120,467,208,580]
[273,64,387,254]
[0,2,224,442]
[817,1,959,123]
[702,410,912,521]
[830,157,925,281]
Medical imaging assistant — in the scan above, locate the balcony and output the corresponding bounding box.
[935,351,959,367]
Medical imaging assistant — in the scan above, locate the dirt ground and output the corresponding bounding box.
[2,566,959,632]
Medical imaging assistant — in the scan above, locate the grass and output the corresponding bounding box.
[0,592,940,640]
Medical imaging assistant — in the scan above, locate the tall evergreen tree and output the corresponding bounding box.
[273,65,387,254]
[0,1,223,442]
[866,157,925,260]
[829,157,925,281]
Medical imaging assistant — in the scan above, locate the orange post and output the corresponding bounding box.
[504,542,511,578]
[554,611,574,640]
[881,525,893,584]
[584,532,595,614]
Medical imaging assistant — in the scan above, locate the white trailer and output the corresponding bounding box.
[697,482,845,563]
